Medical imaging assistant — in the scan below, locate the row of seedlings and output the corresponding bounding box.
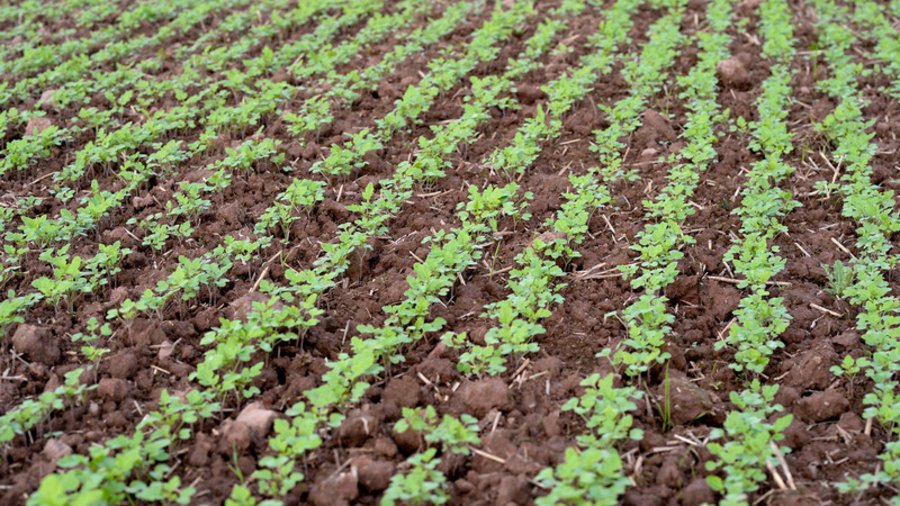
[704,0,799,503]
[0,0,134,58]
[849,0,899,98]
[504,2,695,503]
[810,0,900,497]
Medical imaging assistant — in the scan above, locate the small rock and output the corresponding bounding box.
[97,378,129,402]
[220,419,252,452]
[12,325,60,365]
[459,378,513,418]
[796,389,850,422]
[38,89,57,109]
[309,471,358,506]
[832,331,859,348]
[157,341,175,361]
[716,57,751,89]
[235,402,278,437]
[42,439,72,464]
[227,292,272,322]
[640,147,659,159]
[354,456,394,492]
[25,116,52,135]
[656,371,717,425]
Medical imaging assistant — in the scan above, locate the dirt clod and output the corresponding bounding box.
[681,478,715,506]
[24,117,52,135]
[309,471,358,506]
[796,389,850,422]
[97,378,129,402]
[656,371,717,425]
[382,376,420,409]
[633,110,675,150]
[716,57,751,89]
[42,439,72,464]
[459,378,513,418]
[354,456,394,493]
[219,420,251,452]
[338,409,380,447]
[783,345,837,390]
[235,402,278,436]
[107,350,139,379]
[11,325,59,365]
[496,475,530,506]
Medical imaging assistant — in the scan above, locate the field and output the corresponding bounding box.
[0,0,898,504]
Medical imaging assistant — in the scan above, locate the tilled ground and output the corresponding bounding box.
[1,0,899,505]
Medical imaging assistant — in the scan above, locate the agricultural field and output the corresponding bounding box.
[0,0,898,504]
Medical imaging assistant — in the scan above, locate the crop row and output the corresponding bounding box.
[704,1,797,503]
[849,0,900,98]
[812,0,900,497]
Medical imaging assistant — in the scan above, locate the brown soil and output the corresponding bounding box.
[1,0,898,505]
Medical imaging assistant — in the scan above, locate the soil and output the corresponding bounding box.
[1,0,898,505]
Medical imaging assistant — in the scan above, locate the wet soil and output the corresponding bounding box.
[1,0,898,505]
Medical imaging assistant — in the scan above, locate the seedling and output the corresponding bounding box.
[823,260,854,299]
